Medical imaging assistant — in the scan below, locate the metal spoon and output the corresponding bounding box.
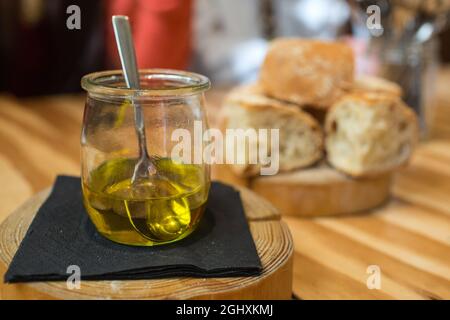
[112,15,158,184]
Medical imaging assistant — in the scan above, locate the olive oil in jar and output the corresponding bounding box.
[82,158,209,246]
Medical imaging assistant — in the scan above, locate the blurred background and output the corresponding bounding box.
[1,0,450,129]
[0,0,449,90]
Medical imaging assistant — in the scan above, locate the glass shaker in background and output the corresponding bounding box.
[370,37,440,135]
[351,0,450,137]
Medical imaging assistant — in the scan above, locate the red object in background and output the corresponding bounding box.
[106,0,193,70]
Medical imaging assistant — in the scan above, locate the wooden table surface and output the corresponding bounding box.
[1,69,450,300]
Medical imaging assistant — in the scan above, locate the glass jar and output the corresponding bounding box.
[368,37,440,137]
[80,69,211,246]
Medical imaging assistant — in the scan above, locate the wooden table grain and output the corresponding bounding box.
[1,69,450,300]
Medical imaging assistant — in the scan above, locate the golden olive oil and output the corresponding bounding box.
[82,158,209,246]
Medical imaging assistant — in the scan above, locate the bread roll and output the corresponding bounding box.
[353,75,403,97]
[259,38,354,109]
[325,92,418,177]
[221,84,324,177]
[225,83,276,106]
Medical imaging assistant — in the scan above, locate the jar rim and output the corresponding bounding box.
[81,69,211,98]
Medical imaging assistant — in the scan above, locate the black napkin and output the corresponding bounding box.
[4,176,261,283]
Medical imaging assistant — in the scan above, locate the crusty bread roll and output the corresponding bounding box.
[353,75,403,97]
[221,84,324,177]
[325,92,418,177]
[224,82,275,106]
[259,38,354,109]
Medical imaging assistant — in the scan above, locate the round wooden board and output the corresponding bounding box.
[0,187,293,300]
[251,167,392,217]
[212,164,392,217]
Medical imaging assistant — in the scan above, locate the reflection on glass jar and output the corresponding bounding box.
[81,69,211,246]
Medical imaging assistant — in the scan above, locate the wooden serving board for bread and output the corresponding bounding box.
[213,164,392,217]
[0,187,293,300]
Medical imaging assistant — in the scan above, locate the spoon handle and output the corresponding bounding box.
[112,15,141,89]
[112,15,148,154]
